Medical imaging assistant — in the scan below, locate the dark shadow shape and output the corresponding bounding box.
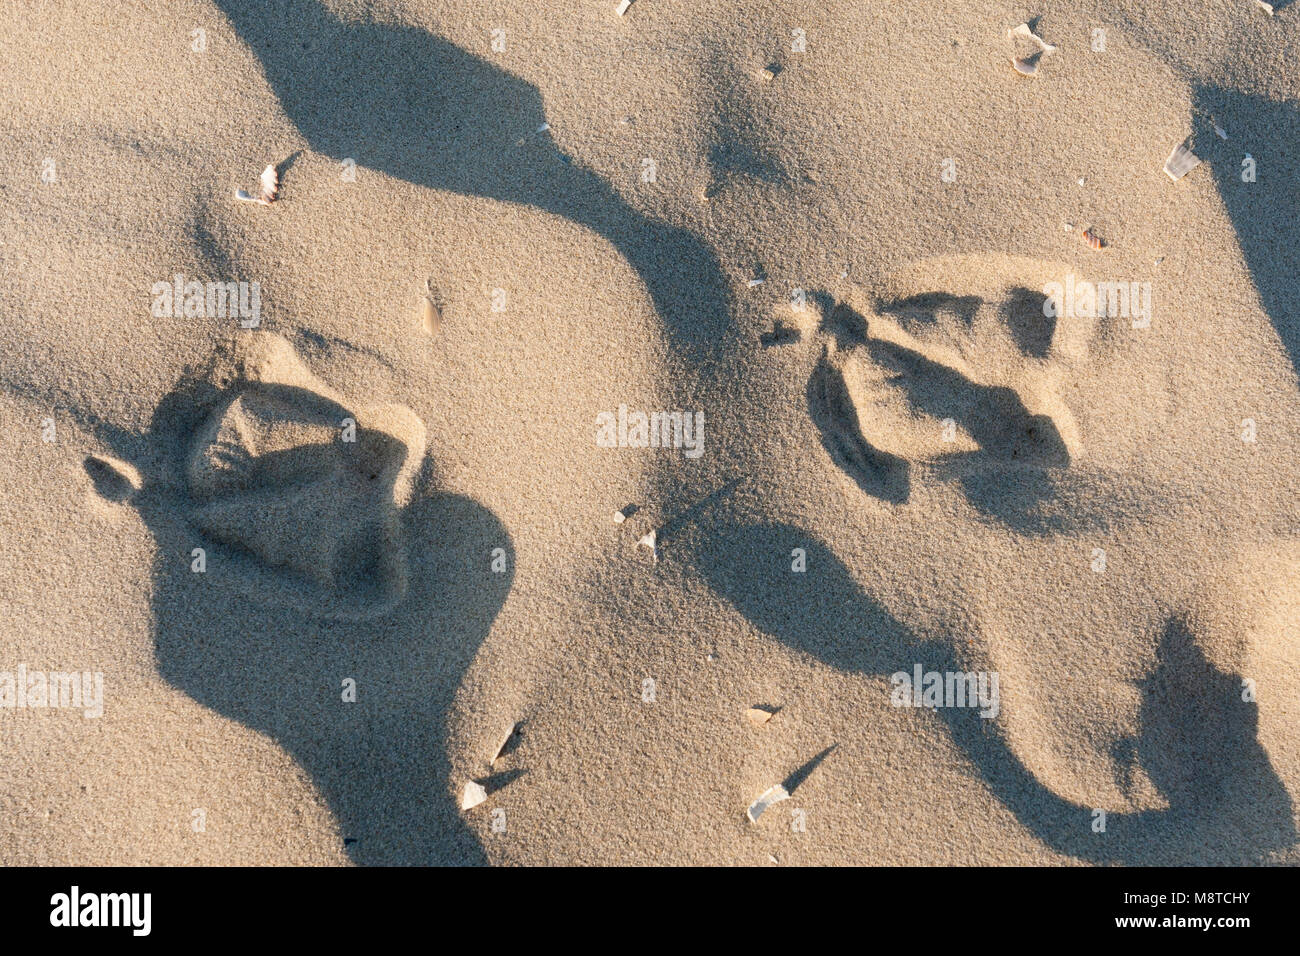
[866,338,1070,469]
[84,456,135,502]
[210,0,733,359]
[1001,286,1055,358]
[657,478,742,545]
[1193,87,1300,380]
[275,148,306,181]
[759,321,801,347]
[690,521,1296,864]
[821,297,871,344]
[781,744,837,794]
[875,293,983,334]
[807,353,911,504]
[118,376,513,866]
[708,138,788,187]
[477,768,526,797]
[810,298,1085,528]
[952,468,1075,536]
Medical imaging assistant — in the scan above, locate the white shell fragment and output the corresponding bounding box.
[747,278,765,288]
[1255,0,1274,14]
[420,278,442,335]
[235,164,279,205]
[638,529,658,561]
[420,297,441,335]
[746,784,790,823]
[490,723,521,767]
[1009,22,1057,54]
[1011,55,1039,76]
[1164,140,1201,181]
[613,510,627,524]
[1214,123,1228,140]
[616,0,632,15]
[461,781,488,811]
[746,707,775,726]
[760,67,776,82]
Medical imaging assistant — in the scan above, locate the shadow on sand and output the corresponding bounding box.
[212,0,733,360]
[1193,86,1300,381]
[122,376,513,865]
[690,520,1296,864]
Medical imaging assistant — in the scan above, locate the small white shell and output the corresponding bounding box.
[1011,55,1039,76]
[235,164,279,205]
[258,164,278,203]
[638,529,657,561]
[490,723,520,768]
[1010,22,1057,54]
[616,0,631,15]
[746,707,775,726]
[746,784,790,823]
[420,296,441,335]
[1164,140,1201,181]
[461,781,487,811]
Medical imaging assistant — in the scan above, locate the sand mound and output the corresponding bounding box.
[808,257,1092,504]
[182,333,426,618]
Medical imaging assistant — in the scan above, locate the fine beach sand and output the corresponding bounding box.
[1,0,1298,865]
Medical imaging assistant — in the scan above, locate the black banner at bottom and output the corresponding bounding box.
[0,864,1287,943]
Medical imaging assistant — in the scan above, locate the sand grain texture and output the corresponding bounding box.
[1,0,1298,865]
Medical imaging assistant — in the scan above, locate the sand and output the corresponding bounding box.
[1,0,1297,865]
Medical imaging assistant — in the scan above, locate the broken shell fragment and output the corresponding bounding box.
[235,164,279,205]
[461,781,488,811]
[746,784,790,823]
[1011,55,1039,76]
[420,278,442,335]
[420,296,441,335]
[1255,0,1274,14]
[490,723,521,767]
[1081,227,1105,250]
[638,529,658,561]
[746,707,775,726]
[1009,22,1057,54]
[1164,140,1201,181]
[616,0,632,15]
